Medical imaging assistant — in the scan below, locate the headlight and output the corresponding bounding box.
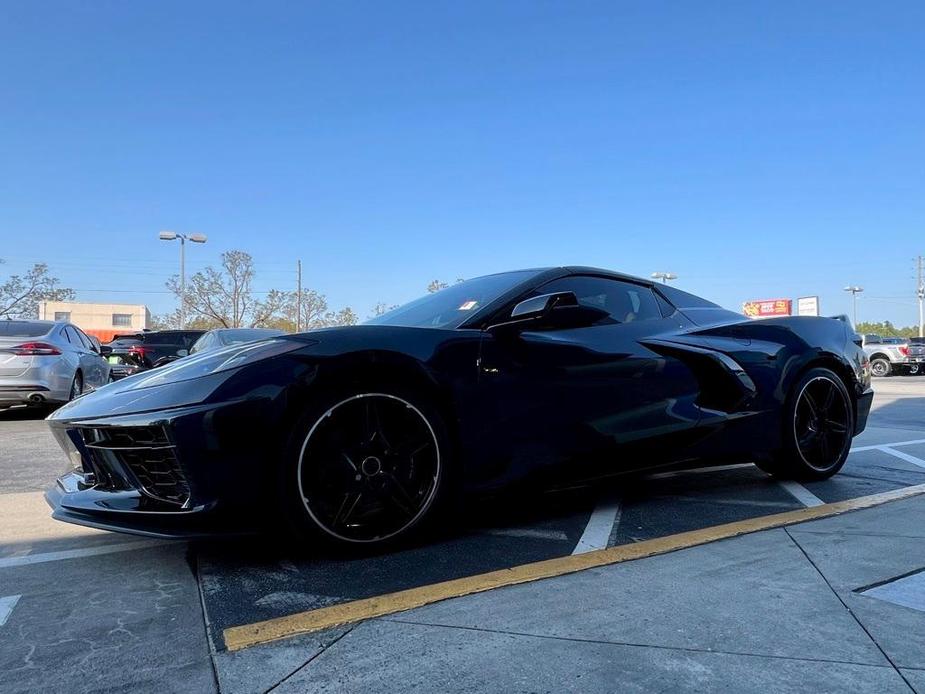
[124,339,307,390]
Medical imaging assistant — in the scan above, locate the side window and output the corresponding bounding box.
[76,329,96,351]
[190,334,211,353]
[63,326,82,346]
[536,276,663,325]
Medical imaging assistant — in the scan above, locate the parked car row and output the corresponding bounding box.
[862,334,925,377]
[0,321,286,410]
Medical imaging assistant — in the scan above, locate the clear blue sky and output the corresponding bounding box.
[1,1,923,324]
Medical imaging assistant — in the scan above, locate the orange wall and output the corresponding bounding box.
[84,329,125,344]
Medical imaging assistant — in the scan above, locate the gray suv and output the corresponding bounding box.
[0,319,111,408]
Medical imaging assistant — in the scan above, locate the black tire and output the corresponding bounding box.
[870,357,891,378]
[68,371,83,401]
[758,367,854,481]
[280,384,454,551]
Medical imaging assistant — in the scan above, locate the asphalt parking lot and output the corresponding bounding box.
[1,378,925,693]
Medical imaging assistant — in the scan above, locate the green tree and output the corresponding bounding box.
[855,321,918,338]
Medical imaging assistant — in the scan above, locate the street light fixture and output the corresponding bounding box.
[843,285,863,327]
[159,231,208,329]
[651,272,678,284]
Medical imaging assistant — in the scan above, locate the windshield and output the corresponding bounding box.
[218,328,285,345]
[0,320,53,338]
[366,270,542,328]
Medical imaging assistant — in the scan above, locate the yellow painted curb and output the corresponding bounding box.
[224,482,925,652]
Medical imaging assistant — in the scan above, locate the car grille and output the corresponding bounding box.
[78,426,191,507]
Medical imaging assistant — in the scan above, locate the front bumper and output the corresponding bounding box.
[45,473,231,539]
[855,387,874,435]
[45,398,283,539]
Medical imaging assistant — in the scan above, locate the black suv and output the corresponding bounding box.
[104,330,206,369]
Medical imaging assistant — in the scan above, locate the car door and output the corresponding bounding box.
[64,326,102,388]
[475,275,704,483]
[75,327,109,386]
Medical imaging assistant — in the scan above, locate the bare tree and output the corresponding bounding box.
[166,250,360,331]
[168,250,282,328]
[149,311,222,331]
[325,307,358,326]
[369,302,401,319]
[0,261,75,318]
[288,289,329,329]
[427,279,448,293]
[249,289,290,329]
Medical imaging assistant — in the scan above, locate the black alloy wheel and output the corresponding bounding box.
[296,392,443,545]
[757,367,854,481]
[793,375,852,473]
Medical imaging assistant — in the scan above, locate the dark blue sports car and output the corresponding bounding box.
[46,267,873,549]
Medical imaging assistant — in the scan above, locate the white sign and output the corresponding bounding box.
[797,296,820,317]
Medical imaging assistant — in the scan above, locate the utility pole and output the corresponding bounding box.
[651,272,678,284]
[917,255,923,338]
[296,260,302,333]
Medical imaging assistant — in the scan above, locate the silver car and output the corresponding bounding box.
[0,319,111,408]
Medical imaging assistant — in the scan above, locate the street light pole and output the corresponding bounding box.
[159,231,207,329]
[651,272,678,284]
[843,286,863,327]
[917,255,923,338]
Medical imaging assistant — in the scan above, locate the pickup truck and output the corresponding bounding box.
[908,337,925,375]
[862,334,918,377]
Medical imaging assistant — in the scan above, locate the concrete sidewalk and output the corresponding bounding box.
[219,495,925,693]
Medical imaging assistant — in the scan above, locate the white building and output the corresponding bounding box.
[38,301,151,338]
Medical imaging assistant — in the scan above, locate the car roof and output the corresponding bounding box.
[562,266,655,286]
[0,319,61,330]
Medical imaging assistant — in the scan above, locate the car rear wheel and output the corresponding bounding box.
[757,367,853,481]
[68,371,83,401]
[284,388,450,549]
[870,358,891,377]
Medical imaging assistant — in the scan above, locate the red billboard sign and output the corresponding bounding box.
[743,298,792,318]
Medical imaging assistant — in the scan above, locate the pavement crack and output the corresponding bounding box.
[783,527,917,693]
[262,626,356,694]
[380,617,895,669]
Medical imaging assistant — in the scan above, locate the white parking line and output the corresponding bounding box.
[572,500,621,555]
[0,539,176,569]
[877,447,925,469]
[0,594,21,627]
[851,438,925,452]
[778,481,825,507]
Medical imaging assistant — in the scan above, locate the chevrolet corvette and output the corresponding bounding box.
[46,267,873,548]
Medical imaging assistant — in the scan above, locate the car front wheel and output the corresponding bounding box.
[284,388,450,549]
[757,367,854,481]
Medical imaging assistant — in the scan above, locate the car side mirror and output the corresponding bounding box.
[488,292,608,332]
[176,349,189,357]
[510,292,579,320]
